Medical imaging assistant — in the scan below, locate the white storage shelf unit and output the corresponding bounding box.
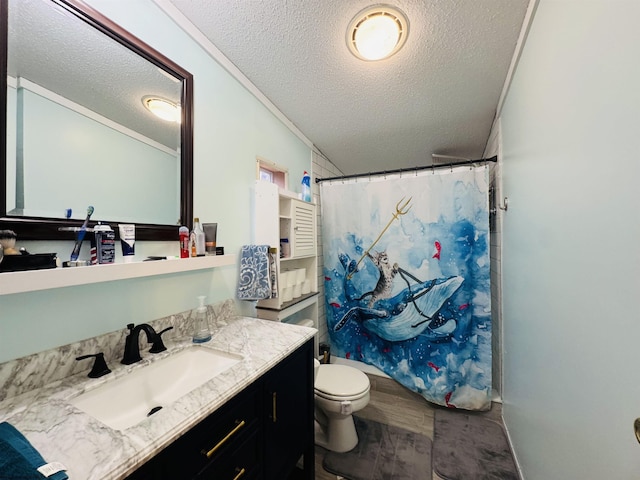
[254,181,319,335]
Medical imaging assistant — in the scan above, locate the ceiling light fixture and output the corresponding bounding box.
[142,96,181,123]
[347,5,409,61]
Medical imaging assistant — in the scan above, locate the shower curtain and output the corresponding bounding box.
[320,166,491,410]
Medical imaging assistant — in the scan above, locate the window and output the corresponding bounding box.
[256,157,287,188]
[259,168,273,182]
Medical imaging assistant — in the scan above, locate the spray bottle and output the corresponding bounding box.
[192,295,212,343]
[301,171,311,202]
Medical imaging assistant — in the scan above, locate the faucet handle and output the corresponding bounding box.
[150,326,174,354]
[76,352,111,378]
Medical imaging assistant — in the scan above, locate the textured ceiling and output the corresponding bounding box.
[167,0,529,175]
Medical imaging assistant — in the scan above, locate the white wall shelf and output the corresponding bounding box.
[0,255,236,296]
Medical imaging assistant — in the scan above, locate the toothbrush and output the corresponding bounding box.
[70,205,94,261]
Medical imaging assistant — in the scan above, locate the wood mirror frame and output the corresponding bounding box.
[0,0,193,241]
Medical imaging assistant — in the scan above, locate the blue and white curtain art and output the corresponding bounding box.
[320,166,492,410]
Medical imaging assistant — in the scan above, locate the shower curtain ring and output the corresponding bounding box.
[498,197,509,211]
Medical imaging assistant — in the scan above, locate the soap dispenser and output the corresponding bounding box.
[192,295,212,343]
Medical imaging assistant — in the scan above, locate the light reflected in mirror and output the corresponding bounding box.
[1,0,193,240]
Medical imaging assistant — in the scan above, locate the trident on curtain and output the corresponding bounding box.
[347,196,413,279]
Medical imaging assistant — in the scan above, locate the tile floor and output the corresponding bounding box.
[313,373,507,480]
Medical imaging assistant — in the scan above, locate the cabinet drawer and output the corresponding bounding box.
[196,430,261,480]
[160,384,261,478]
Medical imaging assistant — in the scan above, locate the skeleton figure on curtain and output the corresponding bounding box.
[321,167,492,411]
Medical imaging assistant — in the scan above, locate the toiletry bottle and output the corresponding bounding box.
[301,171,311,202]
[190,230,197,257]
[179,226,189,258]
[193,217,205,256]
[192,295,212,343]
[93,222,115,264]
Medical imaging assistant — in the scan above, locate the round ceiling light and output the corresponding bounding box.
[142,96,181,123]
[347,5,409,61]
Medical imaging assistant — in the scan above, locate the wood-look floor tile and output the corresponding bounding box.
[358,389,434,438]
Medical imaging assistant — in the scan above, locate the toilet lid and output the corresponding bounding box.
[315,365,370,398]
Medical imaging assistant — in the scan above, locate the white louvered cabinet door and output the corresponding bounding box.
[290,200,315,258]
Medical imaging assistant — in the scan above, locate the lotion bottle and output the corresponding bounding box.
[192,295,212,343]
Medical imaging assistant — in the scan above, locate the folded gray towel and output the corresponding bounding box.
[0,422,68,480]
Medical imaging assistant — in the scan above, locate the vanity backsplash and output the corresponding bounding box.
[0,299,238,402]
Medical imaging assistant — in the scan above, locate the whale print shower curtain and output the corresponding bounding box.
[320,166,491,410]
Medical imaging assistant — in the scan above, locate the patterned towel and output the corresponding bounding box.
[237,245,272,300]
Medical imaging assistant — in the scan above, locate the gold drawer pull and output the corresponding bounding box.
[272,392,277,423]
[232,467,246,480]
[203,420,246,458]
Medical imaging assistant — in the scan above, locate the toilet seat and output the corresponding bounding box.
[314,365,370,401]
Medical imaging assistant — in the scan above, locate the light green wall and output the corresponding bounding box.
[500,0,640,478]
[0,0,311,363]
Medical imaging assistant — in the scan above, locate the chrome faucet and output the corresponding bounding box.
[121,323,172,365]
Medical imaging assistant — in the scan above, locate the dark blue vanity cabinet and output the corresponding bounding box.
[125,339,314,480]
[263,339,315,480]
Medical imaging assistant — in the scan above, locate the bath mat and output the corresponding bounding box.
[323,416,432,480]
[433,409,519,480]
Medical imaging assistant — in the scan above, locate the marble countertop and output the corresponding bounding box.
[0,317,316,479]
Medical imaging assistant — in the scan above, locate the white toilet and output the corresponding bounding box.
[313,359,371,453]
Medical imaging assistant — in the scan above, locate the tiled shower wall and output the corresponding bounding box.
[311,145,503,399]
[311,150,343,345]
[485,119,503,399]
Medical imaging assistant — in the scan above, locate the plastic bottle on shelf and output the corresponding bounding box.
[301,171,311,202]
[179,226,190,258]
[190,230,196,257]
[193,217,205,256]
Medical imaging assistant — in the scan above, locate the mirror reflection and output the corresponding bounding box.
[2,0,193,239]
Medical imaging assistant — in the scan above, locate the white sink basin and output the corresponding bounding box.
[70,347,242,431]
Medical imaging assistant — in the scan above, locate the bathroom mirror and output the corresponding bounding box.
[0,0,193,241]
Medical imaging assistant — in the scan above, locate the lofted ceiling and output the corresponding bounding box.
[166,0,530,175]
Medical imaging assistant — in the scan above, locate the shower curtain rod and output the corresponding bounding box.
[314,155,497,183]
